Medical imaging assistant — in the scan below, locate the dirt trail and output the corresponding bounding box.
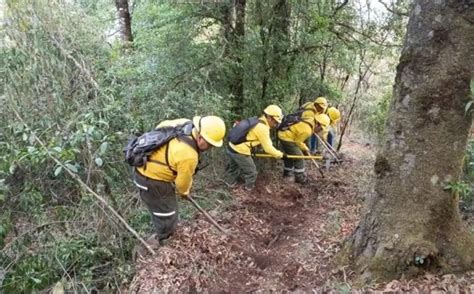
[128,136,474,292]
[129,137,375,292]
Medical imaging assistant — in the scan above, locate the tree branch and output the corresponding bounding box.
[333,0,349,17]
[334,21,400,47]
[282,44,329,56]
[7,104,156,256]
[378,0,409,17]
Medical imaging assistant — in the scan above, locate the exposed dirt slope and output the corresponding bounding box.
[129,137,474,292]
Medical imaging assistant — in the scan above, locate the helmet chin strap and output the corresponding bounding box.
[198,116,203,133]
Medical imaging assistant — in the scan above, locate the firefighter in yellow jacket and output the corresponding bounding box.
[223,105,284,190]
[302,96,328,118]
[134,116,226,242]
[322,106,341,147]
[306,97,329,153]
[311,105,342,154]
[278,111,330,183]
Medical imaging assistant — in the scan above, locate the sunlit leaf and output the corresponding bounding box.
[65,163,78,173]
[95,157,103,167]
[9,164,15,175]
[465,100,473,114]
[54,166,63,176]
[99,142,108,154]
[52,281,64,294]
[52,146,62,153]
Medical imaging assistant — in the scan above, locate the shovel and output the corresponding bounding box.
[187,195,227,234]
[315,134,342,163]
[254,153,322,160]
[310,158,325,178]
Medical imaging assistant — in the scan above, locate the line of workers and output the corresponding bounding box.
[133,97,341,243]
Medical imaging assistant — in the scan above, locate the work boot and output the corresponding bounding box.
[223,180,237,188]
[283,169,293,177]
[312,150,322,156]
[244,183,255,191]
[147,233,162,247]
[295,172,308,184]
[159,238,169,246]
[283,170,294,184]
[322,150,330,160]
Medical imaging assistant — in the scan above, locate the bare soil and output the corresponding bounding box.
[128,136,474,293]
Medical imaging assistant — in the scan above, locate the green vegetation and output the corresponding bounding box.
[459,140,474,208]
[2,0,471,292]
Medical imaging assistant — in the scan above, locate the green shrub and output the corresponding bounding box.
[460,139,474,207]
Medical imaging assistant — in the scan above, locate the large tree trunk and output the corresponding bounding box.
[270,0,290,77]
[342,0,474,282]
[256,1,270,104]
[269,0,290,101]
[115,0,133,44]
[255,0,290,105]
[232,0,246,116]
[222,0,246,117]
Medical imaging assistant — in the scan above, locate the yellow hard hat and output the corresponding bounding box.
[263,104,283,123]
[314,97,328,109]
[193,115,226,147]
[327,107,341,123]
[315,113,330,128]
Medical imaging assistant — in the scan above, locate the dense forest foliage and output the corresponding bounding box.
[1,0,472,292]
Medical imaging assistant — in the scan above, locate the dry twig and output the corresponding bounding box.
[9,104,155,256]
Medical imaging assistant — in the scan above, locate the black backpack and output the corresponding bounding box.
[278,104,315,131]
[123,121,197,168]
[228,117,263,145]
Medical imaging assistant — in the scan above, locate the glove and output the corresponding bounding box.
[281,153,288,159]
[302,150,310,156]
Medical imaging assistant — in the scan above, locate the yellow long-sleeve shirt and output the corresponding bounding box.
[278,120,314,152]
[319,110,340,141]
[136,119,199,196]
[300,102,317,121]
[301,102,330,141]
[229,115,283,158]
[277,103,317,152]
[320,127,329,141]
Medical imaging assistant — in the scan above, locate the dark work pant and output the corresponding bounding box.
[134,171,178,240]
[280,140,305,174]
[223,147,258,189]
[327,130,334,146]
[311,130,335,153]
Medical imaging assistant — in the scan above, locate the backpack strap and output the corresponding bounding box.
[164,141,173,174]
[180,135,205,174]
[144,123,197,174]
[145,157,170,171]
[281,112,314,132]
[301,119,314,130]
[178,135,199,152]
[299,103,316,115]
[163,135,199,175]
[247,119,266,148]
[299,104,317,131]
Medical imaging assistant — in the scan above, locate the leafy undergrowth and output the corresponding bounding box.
[128,137,474,292]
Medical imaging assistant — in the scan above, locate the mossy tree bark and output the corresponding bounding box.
[232,0,246,116]
[115,0,133,44]
[222,0,246,117]
[343,0,474,282]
